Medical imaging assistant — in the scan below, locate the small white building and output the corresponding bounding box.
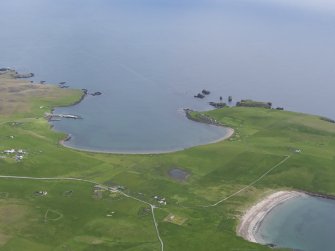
[4,149,15,154]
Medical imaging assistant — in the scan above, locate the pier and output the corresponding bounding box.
[45,113,82,120]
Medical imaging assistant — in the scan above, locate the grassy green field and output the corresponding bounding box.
[1,72,335,250]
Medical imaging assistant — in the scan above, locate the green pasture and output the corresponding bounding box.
[1,74,335,250]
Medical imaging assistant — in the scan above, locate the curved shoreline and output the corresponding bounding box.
[53,95,235,155]
[58,127,234,155]
[237,191,305,243]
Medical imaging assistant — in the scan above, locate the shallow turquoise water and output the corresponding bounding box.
[255,195,335,251]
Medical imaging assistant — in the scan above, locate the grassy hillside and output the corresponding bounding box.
[0,72,335,250]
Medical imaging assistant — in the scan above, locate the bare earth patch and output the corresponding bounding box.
[0,70,80,116]
[0,203,29,225]
[0,200,32,247]
[0,232,11,247]
[164,214,187,226]
[74,235,104,245]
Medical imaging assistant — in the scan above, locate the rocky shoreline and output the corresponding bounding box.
[302,191,335,200]
[0,68,34,78]
[184,108,224,127]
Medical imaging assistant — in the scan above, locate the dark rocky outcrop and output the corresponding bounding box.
[276,107,284,110]
[320,116,335,124]
[15,72,34,78]
[236,99,272,109]
[91,91,102,96]
[184,109,223,126]
[303,191,335,200]
[194,93,205,99]
[202,89,210,95]
[64,134,72,142]
[209,102,226,108]
[0,67,11,72]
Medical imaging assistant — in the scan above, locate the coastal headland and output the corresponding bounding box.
[1,69,335,251]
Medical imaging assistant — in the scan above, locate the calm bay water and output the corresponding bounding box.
[255,195,335,251]
[1,0,335,249]
[1,0,335,152]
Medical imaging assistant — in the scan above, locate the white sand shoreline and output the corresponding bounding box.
[58,127,234,155]
[237,191,305,243]
[54,102,235,155]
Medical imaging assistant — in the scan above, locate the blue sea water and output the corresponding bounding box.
[255,195,335,251]
[1,1,335,249]
[0,0,334,153]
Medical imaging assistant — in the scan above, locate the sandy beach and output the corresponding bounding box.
[213,127,234,142]
[58,126,234,155]
[237,191,305,243]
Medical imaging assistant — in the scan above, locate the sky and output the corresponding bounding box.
[251,0,335,13]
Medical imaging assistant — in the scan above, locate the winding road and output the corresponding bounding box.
[0,155,290,251]
[0,175,164,251]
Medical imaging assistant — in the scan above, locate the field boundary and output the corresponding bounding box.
[44,209,63,222]
[203,155,291,207]
[0,175,164,251]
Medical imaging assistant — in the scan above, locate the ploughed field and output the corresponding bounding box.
[1,72,335,251]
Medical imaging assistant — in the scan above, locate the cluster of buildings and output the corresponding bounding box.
[34,191,48,196]
[107,185,125,192]
[2,149,27,161]
[154,195,167,206]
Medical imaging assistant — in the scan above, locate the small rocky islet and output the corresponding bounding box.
[192,88,286,111]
